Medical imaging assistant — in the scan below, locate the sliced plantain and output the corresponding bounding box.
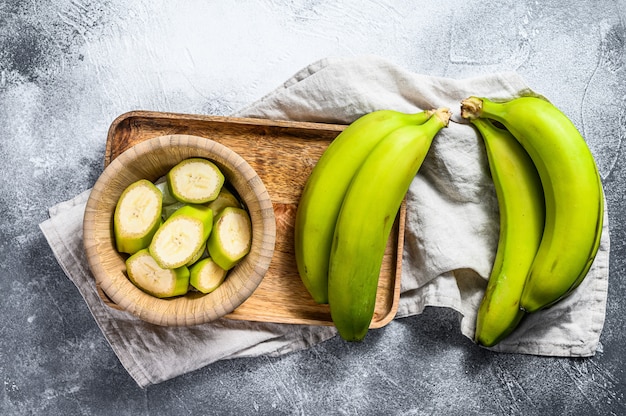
[114,179,163,254]
[149,204,213,269]
[167,158,225,204]
[206,207,252,270]
[206,186,242,215]
[189,257,228,293]
[125,249,190,298]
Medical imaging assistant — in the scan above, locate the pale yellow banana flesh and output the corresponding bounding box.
[470,118,545,347]
[461,96,604,313]
[328,108,450,341]
[149,204,213,269]
[167,157,225,204]
[295,109,434,304]
[149,216,205,269]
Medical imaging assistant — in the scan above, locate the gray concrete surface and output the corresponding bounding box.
[1,0,625,414]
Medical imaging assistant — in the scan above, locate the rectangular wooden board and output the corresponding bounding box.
[102,110,404,328]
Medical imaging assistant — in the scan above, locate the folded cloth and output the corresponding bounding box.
[40,55,610,388]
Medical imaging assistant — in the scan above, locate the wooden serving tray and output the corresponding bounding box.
[100,110,405,328]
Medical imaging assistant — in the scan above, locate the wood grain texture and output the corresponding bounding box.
[99,110,404,328]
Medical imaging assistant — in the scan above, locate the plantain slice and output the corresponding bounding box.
[206,186,242,215]
[167,158,224,204]
[189,257,228,294]
[126,249,189,298]
[206,207,252,270]
[149,204,213,269]
[114,179,163,254]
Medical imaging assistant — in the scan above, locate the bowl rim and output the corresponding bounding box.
[83,134,276,326]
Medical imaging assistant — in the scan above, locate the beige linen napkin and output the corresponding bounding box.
[40,55,610,387]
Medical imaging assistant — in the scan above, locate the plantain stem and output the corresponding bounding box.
[460,96,484,120]
[434,107,452,126]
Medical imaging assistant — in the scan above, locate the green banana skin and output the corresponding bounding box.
[328,108,451,341]
[564,172,604,295]
[295,109,434,304]
[461,96,604,312]
[470,119,545,347]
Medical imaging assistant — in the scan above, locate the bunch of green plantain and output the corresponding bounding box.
[295,95,604,346]
[461,96,604,347]
[294,107,452,341]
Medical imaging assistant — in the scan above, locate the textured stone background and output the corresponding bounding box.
[1,0,625,414]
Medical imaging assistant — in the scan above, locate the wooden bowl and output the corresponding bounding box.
[83,134,276,326]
